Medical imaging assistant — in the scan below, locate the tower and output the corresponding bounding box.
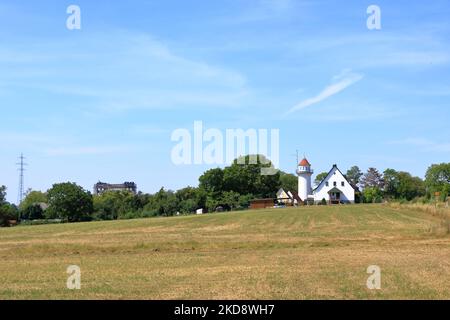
[16,153,27,204]
[296,157,313,201]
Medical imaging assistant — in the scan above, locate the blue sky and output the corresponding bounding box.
[1,0,449,203]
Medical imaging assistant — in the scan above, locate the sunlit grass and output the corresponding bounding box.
[0,204,449,299]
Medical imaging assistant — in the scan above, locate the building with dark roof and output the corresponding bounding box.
[93,182,137,195]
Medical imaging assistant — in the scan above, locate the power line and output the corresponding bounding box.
[16,153,27,205]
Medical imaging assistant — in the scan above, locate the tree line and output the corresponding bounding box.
[0,156,448,226]
[314,163,449,204]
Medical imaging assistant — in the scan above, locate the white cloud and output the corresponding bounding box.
[285,70,363,115]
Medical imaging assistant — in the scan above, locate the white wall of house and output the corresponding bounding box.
[313,166,355,203]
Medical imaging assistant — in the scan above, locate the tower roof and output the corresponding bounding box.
[299,158,311,166]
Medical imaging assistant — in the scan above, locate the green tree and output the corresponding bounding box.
[221,191,241,210]
[175,187,206,213]
[396,172,425,200]
[204,197,217,213]
[0,186,19,226]
[361,168,384,189]
[199,155,281,209]
[314,172,328,186]
[346,166,363,187]
[148,188,178,216]
[93,191,122,220]
[19,190,47,210]
[384,169,425,200]
[238,194,253,209]
[279,172,297,192]
[362,187,383,203]
[0,204,18,226]
[222,154,280,198]
[21,203,45,220]
[425,163,450,200]
[0,185,6,204]
[383,168,400,199]
[46,182,94,222]
[199,168,224,196]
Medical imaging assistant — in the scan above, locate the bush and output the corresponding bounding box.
[0,203,19,227]
[363,187,383,203]
[20,204,45,220]
[19,219,63,226]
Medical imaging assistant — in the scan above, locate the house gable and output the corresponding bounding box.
[314,165,354,193]
[314,166,335,193]
[313,165,355,203]
[276,188,289,199]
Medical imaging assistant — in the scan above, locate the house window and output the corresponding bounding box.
[341,181,345,187]
[333,182,337,187]
[326,182,329,187]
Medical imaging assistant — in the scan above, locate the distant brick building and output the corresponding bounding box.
[93,182,137,195]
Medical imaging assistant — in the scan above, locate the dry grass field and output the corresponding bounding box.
[0,204,449,300]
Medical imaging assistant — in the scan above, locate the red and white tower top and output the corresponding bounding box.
[298,158,311,167]
[297,157,313,174]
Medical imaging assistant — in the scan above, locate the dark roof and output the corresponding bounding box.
[327,187,342,193]
[291,191,302,201]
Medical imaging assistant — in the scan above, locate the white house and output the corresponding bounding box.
[276,188,301,206]
[296,158,355,204]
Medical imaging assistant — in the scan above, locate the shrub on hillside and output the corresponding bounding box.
[20,203,45,220]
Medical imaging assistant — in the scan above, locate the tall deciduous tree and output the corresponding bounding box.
[222,155,280,199]
[425,163,450,200]
[198,154,281,211]
[384,169,425,200]
[19,190,47,210]
[176,187,206,213]
[199,168,224,196]
[0,186,19,226]
[279,172,297,192]
[46,182,93,222]
[383,169,399,199]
